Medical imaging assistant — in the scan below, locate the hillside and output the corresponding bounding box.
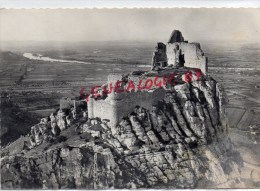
[1,74,246,189]
[0,100,41,146]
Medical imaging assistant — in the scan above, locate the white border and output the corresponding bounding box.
[0,0,259,9]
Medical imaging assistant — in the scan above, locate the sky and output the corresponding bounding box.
[0,9,259,43]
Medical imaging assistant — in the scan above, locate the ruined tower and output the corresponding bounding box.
[152,30,208,74]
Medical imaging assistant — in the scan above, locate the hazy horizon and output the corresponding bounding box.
[0,9,259,44]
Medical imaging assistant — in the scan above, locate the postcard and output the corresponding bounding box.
[0,8,259,189]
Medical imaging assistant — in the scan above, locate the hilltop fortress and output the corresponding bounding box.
[152,30,208,73]
[3,30,244,190]
[88,30,209,127]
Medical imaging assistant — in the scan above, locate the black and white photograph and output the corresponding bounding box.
[0,8,259,189]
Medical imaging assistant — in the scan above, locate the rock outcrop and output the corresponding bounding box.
[168,30,185,43]
[0,30,245,189]
[1,74,244,189]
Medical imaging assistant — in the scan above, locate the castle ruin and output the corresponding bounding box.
[152,30,208,73]
[88,30,208,128]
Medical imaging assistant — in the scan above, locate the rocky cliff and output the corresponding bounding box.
[1,74,245,189]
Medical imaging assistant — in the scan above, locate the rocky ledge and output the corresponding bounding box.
[1,73,245,189]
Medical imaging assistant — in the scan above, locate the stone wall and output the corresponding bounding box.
[87,67,204,128]
[151,30,208,74]
[152,42,167,67]
[88,88,166,128]
[166,42,207,73]
[88,30,208,128]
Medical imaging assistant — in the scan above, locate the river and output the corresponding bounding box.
[23,53,91,65]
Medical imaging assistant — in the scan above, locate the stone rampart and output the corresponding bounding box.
[88,30,208,128]
[152,30,208,74]
[88,88,166,128]
[167,42,207,73]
